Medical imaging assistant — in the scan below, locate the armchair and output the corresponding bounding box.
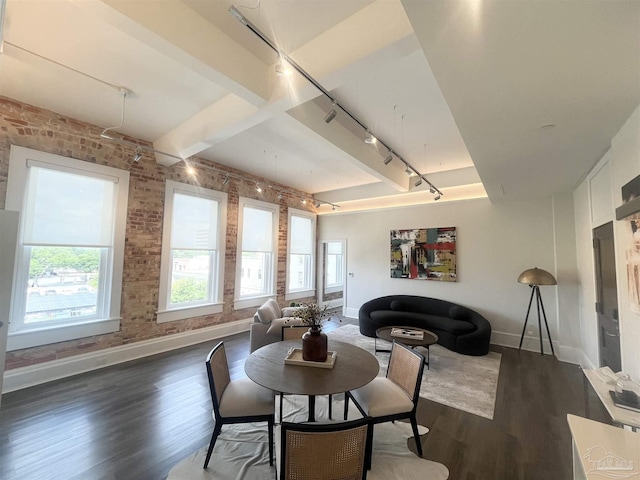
[249,298,303,352]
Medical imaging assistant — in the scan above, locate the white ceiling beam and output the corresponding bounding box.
[77,0,422,176]
[153,94,265,166]
[72,0,270,104]
[287,101,410,191]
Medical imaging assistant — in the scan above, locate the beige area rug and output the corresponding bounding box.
[327,324,501,420]
[167,395,449,480]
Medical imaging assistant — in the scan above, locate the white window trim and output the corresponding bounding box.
[5,146,129,351]
[234,197,279,310]
[285,208,316,301]
[157,180,227,323]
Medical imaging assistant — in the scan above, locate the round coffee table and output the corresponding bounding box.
[375,326,439,369]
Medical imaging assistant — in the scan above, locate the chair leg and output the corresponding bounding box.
[203,422,222,469]
[268,417,274,466]
[279,393,284,423]
[365,422,374,470]
[328,394,333,419]
[410,415,423,457]
[343,394,350,420]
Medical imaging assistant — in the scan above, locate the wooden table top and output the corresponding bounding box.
[245,340,379,396]
[376,326,439,347]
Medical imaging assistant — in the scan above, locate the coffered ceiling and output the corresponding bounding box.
[1,0,638,213]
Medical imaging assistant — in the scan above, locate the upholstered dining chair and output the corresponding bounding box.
[204,341,275,469]
[343,341,425,469]
[280,325,333,422]
[278,418,370,480]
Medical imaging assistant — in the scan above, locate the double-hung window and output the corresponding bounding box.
[234,197,278,309]
[5,146,129,350]
[286,208,316,299]
[157,180,227,323]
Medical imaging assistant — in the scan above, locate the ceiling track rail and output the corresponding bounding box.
[229,5,443,198]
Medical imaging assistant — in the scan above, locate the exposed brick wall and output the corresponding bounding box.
[0,96,316,370]
[323,291,344,302]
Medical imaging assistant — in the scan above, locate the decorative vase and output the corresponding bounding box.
[302,326,328,362]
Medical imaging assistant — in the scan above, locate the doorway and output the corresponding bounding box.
[593,222,621,372]
[317,240,346,314]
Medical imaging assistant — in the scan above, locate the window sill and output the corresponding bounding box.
[285,290,316,302]
[7,317,121,351]
[156,303,223,324]
[233,295,275,311]
[325,286,344,294]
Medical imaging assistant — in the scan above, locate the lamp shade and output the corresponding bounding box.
[517,267,557,286]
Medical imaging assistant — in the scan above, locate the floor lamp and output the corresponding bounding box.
[517,267,556,356]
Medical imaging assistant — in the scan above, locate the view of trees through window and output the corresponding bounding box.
[169,250,211,305]
[26,246,101,323]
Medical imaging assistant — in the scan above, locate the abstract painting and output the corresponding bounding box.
[622,175,640,313]
[390,227,456,281]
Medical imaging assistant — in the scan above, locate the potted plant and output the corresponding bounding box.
[296,303,331,362]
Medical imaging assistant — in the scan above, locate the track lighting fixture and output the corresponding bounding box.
[324,104,337,124]
[133,150,142,162]
[414,178,422,187]
[429,185,436,194]
[405,166,413,176]
[275,59,292,77]
[301,198,307,205]
[383,152,393,165]
[332,205,337,211]
[314,200,321,208]
[434,194,441,201]
[255,183,262,193]
[222,175,230,185]
[364,131,377,145]
[277,193,284,200]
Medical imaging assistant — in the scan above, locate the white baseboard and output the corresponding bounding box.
[491,330,583,365]
[576,350,597,370]
[344,307,359,319]
[2,318,252,394]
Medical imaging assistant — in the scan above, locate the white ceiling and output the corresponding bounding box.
[1,0,638,213]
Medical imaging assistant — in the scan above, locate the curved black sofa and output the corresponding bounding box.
[359,295,491,356]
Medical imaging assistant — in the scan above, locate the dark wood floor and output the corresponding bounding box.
[0,317,611,480]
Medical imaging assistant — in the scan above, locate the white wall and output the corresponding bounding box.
[574,177,599,368]
[318,196,582,362]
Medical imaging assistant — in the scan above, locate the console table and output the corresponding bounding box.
[567,414,639,479]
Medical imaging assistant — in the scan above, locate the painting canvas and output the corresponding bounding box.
[622,175,640,313]
[390,227,456,281]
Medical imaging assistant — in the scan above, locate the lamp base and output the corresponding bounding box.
[518,285,555,357]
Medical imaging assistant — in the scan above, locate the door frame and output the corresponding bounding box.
[593,221,621,371]
[317,238,347,314]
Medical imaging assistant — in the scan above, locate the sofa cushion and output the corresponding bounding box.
[370,310,475,335]
[389,300,422,313]
[256,298,282,324]
[282,306,302,317]
[449,305,471,320]
[266,317,304,336]
[420,314,475,335]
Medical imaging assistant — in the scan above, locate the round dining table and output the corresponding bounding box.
[245,339,379,422]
